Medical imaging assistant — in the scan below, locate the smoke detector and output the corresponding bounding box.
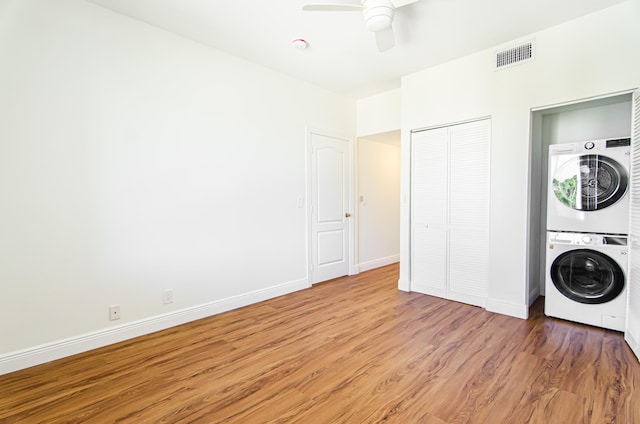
[292,38,308,49]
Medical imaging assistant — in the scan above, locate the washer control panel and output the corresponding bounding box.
[548,232,627,247]
[580,235,594,244]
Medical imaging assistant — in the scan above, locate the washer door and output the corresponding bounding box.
[551,154,627,211]
[550,249,625,304]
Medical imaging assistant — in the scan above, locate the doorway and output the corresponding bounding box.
[528,92,633,303]
[357,131,401,272]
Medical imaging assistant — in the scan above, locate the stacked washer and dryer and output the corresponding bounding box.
[545,137,631,331]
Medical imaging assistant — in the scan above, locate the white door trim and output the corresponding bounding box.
[305,126,357,286]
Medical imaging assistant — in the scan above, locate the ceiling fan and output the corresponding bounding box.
[302,0,421,52]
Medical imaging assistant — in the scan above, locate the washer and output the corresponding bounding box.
[547,138,630,234]
[545,231,628,331]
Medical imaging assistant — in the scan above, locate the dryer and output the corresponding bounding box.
[547,138,630,234]
[545,231,627,331]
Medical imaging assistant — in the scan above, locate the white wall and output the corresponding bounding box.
[541,100,633,145]
[0,0,355,372]
[357,138,400,271]
[400,1,640,317]
[357,89,401,137]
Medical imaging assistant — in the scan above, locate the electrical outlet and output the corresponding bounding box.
[109,304,120,321]
[163,289,174,304]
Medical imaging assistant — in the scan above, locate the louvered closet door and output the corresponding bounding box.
[626,90,640,362]
[410,119,490,307]
[411,127,448,297]
[448,120,490,307]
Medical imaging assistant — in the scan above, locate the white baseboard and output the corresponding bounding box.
[529,288,541,306]
[0,278,308,376]
[486,298,529,319]
[358,254,399,272]
[398,278,410,292]
[625,332,640,363]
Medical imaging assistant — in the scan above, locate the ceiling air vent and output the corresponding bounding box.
[495,40,535,70]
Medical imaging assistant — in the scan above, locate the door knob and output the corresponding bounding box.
[345,212,351,218]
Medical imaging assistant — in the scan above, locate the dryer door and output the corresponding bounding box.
[551,154,628,211]
[550,248,625,304]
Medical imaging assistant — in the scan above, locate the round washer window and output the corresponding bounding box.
[552,154,627,211]
[550,249,625,304]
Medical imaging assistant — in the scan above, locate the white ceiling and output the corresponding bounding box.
[84,0,627,99]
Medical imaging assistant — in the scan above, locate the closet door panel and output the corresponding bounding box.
[448,119,490,304]
[411,128,448,294]
[449,227,489,307]
[412,225,447,296]
[411,128,448,226]
[449,120,490,227]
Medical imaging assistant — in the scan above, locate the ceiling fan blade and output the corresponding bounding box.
[375,28,395,52]
[302,0,362,11]
[391,0,420,8]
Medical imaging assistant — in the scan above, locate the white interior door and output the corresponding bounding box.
[311,132,350,284]
[626,90,640,362]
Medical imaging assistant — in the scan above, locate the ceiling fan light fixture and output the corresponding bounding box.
[363,5,394,32]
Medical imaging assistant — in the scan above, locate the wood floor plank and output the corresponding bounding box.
[1,263,639,423]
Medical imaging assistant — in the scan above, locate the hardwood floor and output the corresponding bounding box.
[1,264,638,423]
